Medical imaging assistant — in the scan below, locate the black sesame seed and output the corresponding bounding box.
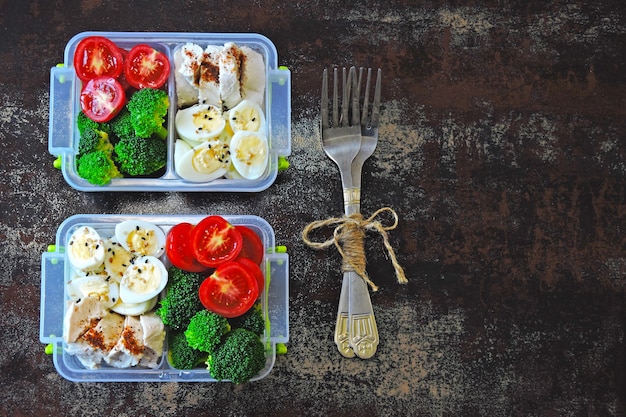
[138,268,142,274]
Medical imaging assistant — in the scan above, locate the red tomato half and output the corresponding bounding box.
[237,258,265,298]
[79,76,126,122]
[123,44,170,89]
[73,36,124,82]
[199,261,259,318]
[166,222,207,273]
[235,225,264,265]
[192,216,243,268]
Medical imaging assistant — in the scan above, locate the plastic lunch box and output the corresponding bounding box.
[48,32,291,192]
[39,214,289,382]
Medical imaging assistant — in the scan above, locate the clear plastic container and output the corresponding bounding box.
[40,214,289,382]
[49,32,291,192]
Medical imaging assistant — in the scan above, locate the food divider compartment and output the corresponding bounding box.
[40,214,289,382]
[49,32,291,192]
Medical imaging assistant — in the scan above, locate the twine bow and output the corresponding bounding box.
[301,207,408,291]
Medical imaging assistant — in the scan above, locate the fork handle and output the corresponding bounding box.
[343,188,361,215]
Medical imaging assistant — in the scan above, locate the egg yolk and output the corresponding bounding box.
[235,135,266,166]
[192,145,229,174]
[230,106,261,132]
[192,106,223,134]
[126,228,158,256]
[122,263,161,295]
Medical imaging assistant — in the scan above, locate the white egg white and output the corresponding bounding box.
[114,220,166,258]
[67,226,106,272]
[110,296,158,316]
[176,141,230,182]
[230,131,269,180]
[175,103,226,143]
[119,256,168,304]
[228,100,266,134]
[67,274,119,309]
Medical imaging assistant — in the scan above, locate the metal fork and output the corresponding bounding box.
[321,67,361,213]
[333,68,382,359]
[347,68,382,359]
[322,66,382,359]
[321,67,364,358]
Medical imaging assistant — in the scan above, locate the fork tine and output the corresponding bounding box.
[360,68,372,126]
[371,69,382,127]
[332,68,339,128]
[350,67,360,126]
[321,68,329,129]
[341,67,350,126]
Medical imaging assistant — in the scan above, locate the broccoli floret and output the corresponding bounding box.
[207,328,266,384]
[126,88,169,139]
[230,303,265,336]
[113,135,167,176]
[77,150,122,186]
[167,330,207,370]
[78,128,114,157]
[77,111,111,136]
[184,310,231,354]
[109,108,135,141]
[155,267,204,331]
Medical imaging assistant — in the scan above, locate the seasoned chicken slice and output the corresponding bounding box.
[174,49,200,108]
[219,42,243,110]
[138,313,165,368]
[106,315,144,368]
[239,45,265,108]
[140,312,165,357]
[65,312,125,369]
[63,296,108,343]
[199,45,223,108]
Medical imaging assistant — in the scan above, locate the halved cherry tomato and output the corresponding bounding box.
[73,36,124,82]
[166,222,207,273]
[79,76,126,122]
[198,261,259,318]
[192,216,243,268]
[123,44,170,89]
[237,258,265,298]
[235,225,264,265]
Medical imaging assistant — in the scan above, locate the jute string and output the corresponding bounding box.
[301,207,408,291]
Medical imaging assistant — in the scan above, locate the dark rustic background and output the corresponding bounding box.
[1,1,625,416]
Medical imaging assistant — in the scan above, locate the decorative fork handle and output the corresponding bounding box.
[334,194,378,359]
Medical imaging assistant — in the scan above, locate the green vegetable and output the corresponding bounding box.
[229,303,264,336]
[78,128,114,157]
[155,267,204,331]
[207,328,266,384]
[184,310,231,354]
[109,108,135,141]
[77,150,122,186]
[113,135,167,176]
[76,110,110,136]
[167,330,207,370]
[126,88,169,139]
